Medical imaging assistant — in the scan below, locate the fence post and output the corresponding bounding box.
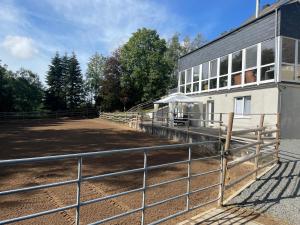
[187,112,190,143]
[141,150,147,225]
[218,112,234,207]
[186,146,192,210]
[255,114,265,179]
[76,157,83,225]
[151,112,154,134]
[275,113,281,162]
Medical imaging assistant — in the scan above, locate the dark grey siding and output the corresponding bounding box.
[279,2,300,39]
[179,13,276,71]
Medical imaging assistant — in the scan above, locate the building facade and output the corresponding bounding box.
[177,0,300,138]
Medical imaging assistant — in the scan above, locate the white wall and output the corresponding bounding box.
[189,87,279,129]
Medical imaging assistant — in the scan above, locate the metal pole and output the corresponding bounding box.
[186,146,192,210]
[76,157,83,225]
[218,112,234,206]
[141,150,147,225]
[151,112,154,135]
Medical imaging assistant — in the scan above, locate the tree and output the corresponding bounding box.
[100,50,123,112]
[66,52,84,110]
[45,52,66,110]
[85,53,106,106]
[120,28,171,106]
[182,36,192,55]
[13,69,44,112]
[191,33,206,51]
[165,33,183,88]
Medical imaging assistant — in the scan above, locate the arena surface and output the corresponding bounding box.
[0,118,278,225]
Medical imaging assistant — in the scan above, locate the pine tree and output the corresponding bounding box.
[45,52,66,110]
[66,53,84,110]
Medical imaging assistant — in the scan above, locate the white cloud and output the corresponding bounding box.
[2,35,39,59]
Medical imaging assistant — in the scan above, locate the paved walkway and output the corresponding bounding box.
[178,207,263,225]
[228,140,300,225]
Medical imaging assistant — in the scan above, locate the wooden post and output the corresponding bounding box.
[151,112,154,135]
[275,113,281,162]
[218,112,234,207]
[255,114,265,179]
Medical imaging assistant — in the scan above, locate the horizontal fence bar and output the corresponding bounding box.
[191,168,222,178]
[261,129,279,135]
[261,140,280,148]
[89,207,143,225]
[81,187,144,207]
[231,127,265,136]
[189,197,220,211]
[192,155,221,162]
[228,141,262,153]
[0,141,218,166]
[146,193,187,209]
[225,159,277,189]
[190,183,221,195]
[0,204,77,224]
[0,179,78,196]
[147,176,188,189]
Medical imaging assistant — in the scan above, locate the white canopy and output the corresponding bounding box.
[154,93,196,104]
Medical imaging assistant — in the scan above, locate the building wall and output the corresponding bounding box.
[279,83,300,139]
[279,2,300,39]
[189,87,279,130]
[179,13,276,71]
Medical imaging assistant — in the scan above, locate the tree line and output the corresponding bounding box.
[0,28,205,113]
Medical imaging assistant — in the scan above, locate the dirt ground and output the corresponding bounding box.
[0,118,277,225]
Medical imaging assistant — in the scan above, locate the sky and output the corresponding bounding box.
[0,0,276,84]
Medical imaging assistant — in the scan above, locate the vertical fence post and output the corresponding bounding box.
[187,113,190,143]
[76,157,82,225]
[218,113,223,148]
[186,146,192,211]
[218,112,234,206]
[151,112,154,135]
[255,114,265,179]
[166,111,169,127]
[141,150,147,225]
[275,113,281,162]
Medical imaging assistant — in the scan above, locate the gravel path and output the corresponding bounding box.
[228,140,300,225]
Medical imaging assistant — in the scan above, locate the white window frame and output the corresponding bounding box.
[192,65,200,93]
[209,59,218,91]
[218,55,229,90]
[201,61,209,93]
[185,68,192,94]
[260,38,276,84]
[234,96,251,118]
[231,49,243,88]
[244,44,258,86]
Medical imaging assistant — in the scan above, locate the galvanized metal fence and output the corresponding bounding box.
[0,141,222,225]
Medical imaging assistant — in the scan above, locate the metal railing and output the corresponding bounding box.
[0,141,222,225]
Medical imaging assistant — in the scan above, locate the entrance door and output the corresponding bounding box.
[207,101,214,126]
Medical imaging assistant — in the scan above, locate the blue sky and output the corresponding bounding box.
[0,0,276,84]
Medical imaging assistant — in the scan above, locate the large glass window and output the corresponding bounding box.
[186,84,192,93]
[201,80,208,91]
[261,39,275,65]
[282,38,295,64]
[232,51,242,72]
[202,62,209,79]
[210,59,218,78]
[209,79,217,89]
[219,56,228,88]
[246,46,257,69]
[261,39,275,81]
[192,66,200,92]
[234,96,251,116]
[180,71,185,85]
[245,69,257,83]
[220,56,228,75]
[281,38,296,81]
[186,69,192,83]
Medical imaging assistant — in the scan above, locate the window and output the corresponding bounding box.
[186,84,192,93]
[232,51,242,72]
[210,59,218,78]
[281,38,296,81]
[186,69,192,83]
[231,51,242,86]
[201,62,209,91]
[220,56,228,75]
[261,39,275,65]
[193,66,200,92]
[234,96,251,116]
[282,38,295,64]
[245,46,257,84]
[261,39,275,81]
[202,62,209,79]
[219,56,228,88]
[180,86,185,93]
[180,71,185,85]
[209,59,218,90]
